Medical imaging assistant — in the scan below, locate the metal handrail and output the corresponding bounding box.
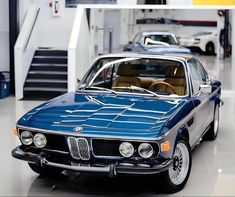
[24,8,40,51]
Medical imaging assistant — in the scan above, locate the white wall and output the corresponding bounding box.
[128,9,218,41]
[89,9,105,60]
[19,0,76,49]
[117,0,137,4]
[68,7,90,92]
[167,0,192,5]
[38,0,76,48]
[0,0,9,71]
[19,0,33,29]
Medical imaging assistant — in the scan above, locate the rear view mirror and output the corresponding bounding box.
[199,84,212,93]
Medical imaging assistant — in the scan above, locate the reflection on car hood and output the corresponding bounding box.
[144,45,191,54]
[18,92,186,138]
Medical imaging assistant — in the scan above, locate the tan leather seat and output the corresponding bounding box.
[112,64,141,88]
[139,77,155,89]
[164,66,186,96]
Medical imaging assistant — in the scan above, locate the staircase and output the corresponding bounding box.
[23,49,68,99]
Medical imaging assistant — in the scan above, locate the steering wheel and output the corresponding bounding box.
[149,81,176,95]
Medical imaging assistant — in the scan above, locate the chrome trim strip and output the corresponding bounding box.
[42,149,69,155]
[67,137,80,160]
[77,138,90,160]
[16,125,159,141]
[67,137,90,160]
[41,158,111,173]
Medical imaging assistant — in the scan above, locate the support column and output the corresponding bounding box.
[9,0,18,94]
[232,10,235,61]
[232,10,235,90]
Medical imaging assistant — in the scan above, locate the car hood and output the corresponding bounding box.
[18,92,186,138]
[144,45,191,54]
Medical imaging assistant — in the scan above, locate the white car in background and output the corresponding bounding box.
[124,31,191,54]
[179,31,217,55]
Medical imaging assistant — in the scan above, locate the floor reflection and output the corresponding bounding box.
[197,55,233,90]
[28,173,166,196]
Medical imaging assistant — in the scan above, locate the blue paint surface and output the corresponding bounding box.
[18,92,187,138]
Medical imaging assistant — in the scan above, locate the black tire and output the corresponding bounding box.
[204,105,219,141]
[161,138,192,193]
[28,163,63,176]
[206,42,215,55]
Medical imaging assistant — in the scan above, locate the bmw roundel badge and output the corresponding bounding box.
[74,126,83,132]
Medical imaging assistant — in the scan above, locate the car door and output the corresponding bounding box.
[187,58,213,144]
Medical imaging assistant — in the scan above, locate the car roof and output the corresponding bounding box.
[98,52,193,62]
[140,31,175,36]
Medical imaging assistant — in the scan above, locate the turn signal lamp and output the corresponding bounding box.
[13,128,18,136]
[161,141,170,152]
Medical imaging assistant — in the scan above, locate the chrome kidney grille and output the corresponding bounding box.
[67,137,90,160]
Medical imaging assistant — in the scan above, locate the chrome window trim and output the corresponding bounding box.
[186,57,210,96]
[79,56,190,99]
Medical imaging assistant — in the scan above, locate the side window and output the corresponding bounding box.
[133,33,141,44]
[188,59,207,94]
[195,60,207,81]
[92,65,118,88]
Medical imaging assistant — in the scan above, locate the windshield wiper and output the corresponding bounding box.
[112,86,159,98]
[79,86,117,95]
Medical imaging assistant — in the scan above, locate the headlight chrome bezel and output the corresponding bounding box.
[119,142,135,158]
[20,131,33,145]
[33,133,47,148]
[138,143,154,159]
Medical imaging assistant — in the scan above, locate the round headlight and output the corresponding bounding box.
[33,133,47,148]
[138,143,153,159]
[20,131,33,145]
[119,142,134,158]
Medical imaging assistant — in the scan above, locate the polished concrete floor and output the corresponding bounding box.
[0,55,235,196]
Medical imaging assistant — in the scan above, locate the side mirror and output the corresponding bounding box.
[199,84,212,94]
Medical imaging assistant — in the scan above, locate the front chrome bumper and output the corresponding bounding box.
[12,146,172,177]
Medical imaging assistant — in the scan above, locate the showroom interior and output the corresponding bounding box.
[0,0,235,196]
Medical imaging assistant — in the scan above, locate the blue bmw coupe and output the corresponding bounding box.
[12,53,221,193]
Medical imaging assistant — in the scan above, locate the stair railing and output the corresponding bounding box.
[14,5,40,100]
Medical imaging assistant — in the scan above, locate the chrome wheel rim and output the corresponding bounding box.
[214,107,219,136]
[168,142,190,185]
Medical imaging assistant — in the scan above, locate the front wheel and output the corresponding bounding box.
[161,138,192,193]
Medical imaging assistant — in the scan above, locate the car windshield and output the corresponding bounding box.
[78,57,187,97]
[144,34,178,45]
